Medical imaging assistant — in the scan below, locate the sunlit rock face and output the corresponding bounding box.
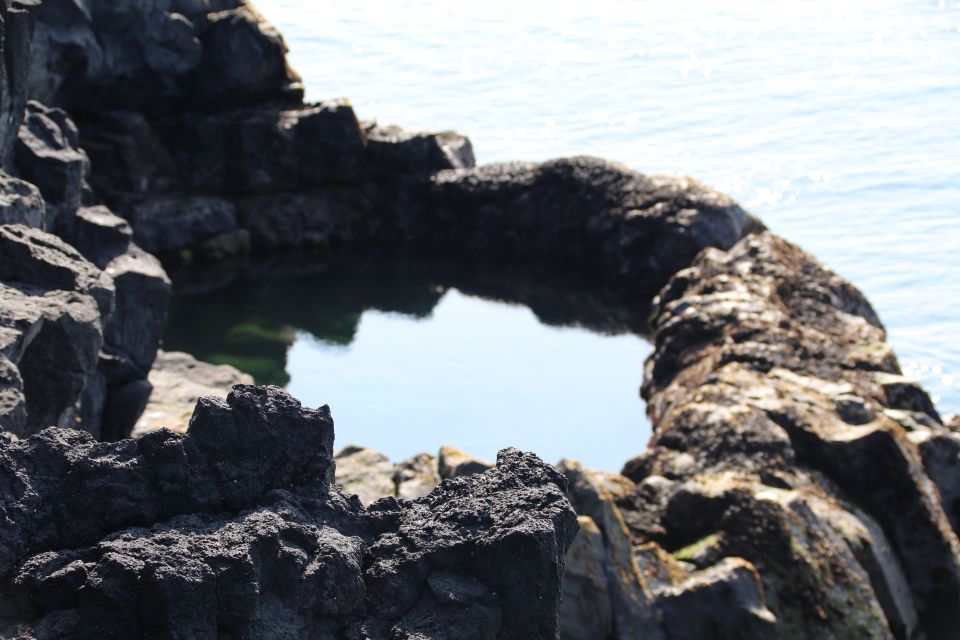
[2,1,959,638]
[608,232,960,639]
[0,385,579,639]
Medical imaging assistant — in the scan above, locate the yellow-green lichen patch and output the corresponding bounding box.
[672,533,722,563]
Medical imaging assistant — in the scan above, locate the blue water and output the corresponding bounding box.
[162,261,652,470]
[253,0,960,420]
[286,291,648,469]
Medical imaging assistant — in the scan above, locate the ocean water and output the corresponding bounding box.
[172,1,960,469]
[252,0,960,417]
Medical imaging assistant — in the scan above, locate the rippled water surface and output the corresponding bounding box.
[251,0,960,418]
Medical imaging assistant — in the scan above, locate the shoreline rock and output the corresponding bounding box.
[0,386,578,638]
[615,232,960,638]
[131,349,253,437]
[0,0,957,637]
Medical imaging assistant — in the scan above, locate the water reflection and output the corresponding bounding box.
[162,258,655,470]
[164,257,653,386]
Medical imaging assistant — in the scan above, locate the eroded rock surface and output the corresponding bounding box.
[0,12,173,442]
[383,158,759,294]
[2,1,957,637]
[611,232,960,639]
[334,444,396,506]
[0,224,113,436]
[0,385,578,639]
[132,350,252,437]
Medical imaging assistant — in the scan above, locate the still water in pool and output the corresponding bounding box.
[255,0,960,416]
[163,261,652,471]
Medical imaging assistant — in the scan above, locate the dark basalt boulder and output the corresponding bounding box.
[389,156,758,294]
[194,4,302,110]
[0,385,579,639]
[70,205,131,269]
[28,0,301,114]
[0,354,25,435]
[14,100,87,236]
[128,195,240,255]
[2,95,173,440]
[654,557,778,639]
[0,0,34,164]
[0,222,113,319]
[22,2,754,302]
[101,244,169,376]
[0,224,113,436]
[363,122,477,174]
[907,422,960,536]
[0,171,44,228]
[0,197,169,441]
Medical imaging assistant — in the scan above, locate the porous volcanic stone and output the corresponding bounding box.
[0,385,579,639]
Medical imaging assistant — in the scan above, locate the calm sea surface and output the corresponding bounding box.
[182,1,960,468]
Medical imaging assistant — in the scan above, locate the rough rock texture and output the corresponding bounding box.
[101,244,169,375]
[0,27,173,442]
[0,0,34,164]
[363,122,476,173]
[0,224,164,443]
[132,350,252,437]
[14,100,87,235]
[654,557,778,639]
[613,232,960,639]
[438,444,493,480]
[72,231,170,441]
[27,0,303,113]
[557,461,655,640]
[0,385,578,639]
[0,172,44,228]
[909,423,960,537]
[381,158,759,294]
[70,205,131,269]
[0,224,113,436]
[5,2,958,637]
[334,445,396,506]
[394,452,441,500]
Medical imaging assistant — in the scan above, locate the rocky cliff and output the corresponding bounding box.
[0,0,957,638]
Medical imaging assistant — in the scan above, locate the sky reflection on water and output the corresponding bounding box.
[253,0,960,415]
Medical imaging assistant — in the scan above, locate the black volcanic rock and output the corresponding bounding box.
[0,222,113,316]
[128,195,239,255]
[0,224,113,435]
[0,209,168,441]
[22,4,753,298]
[0,0,34,164]
[398,156,757,294]
[4,2,958,637]
[364,122,476,174]
[71,205,131,269]
[0,385,578,639]
[194,5,302,110]
[0,171,44,228]
[28,0,301,114]
[101,244,169,377]
[14,100,87,236]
